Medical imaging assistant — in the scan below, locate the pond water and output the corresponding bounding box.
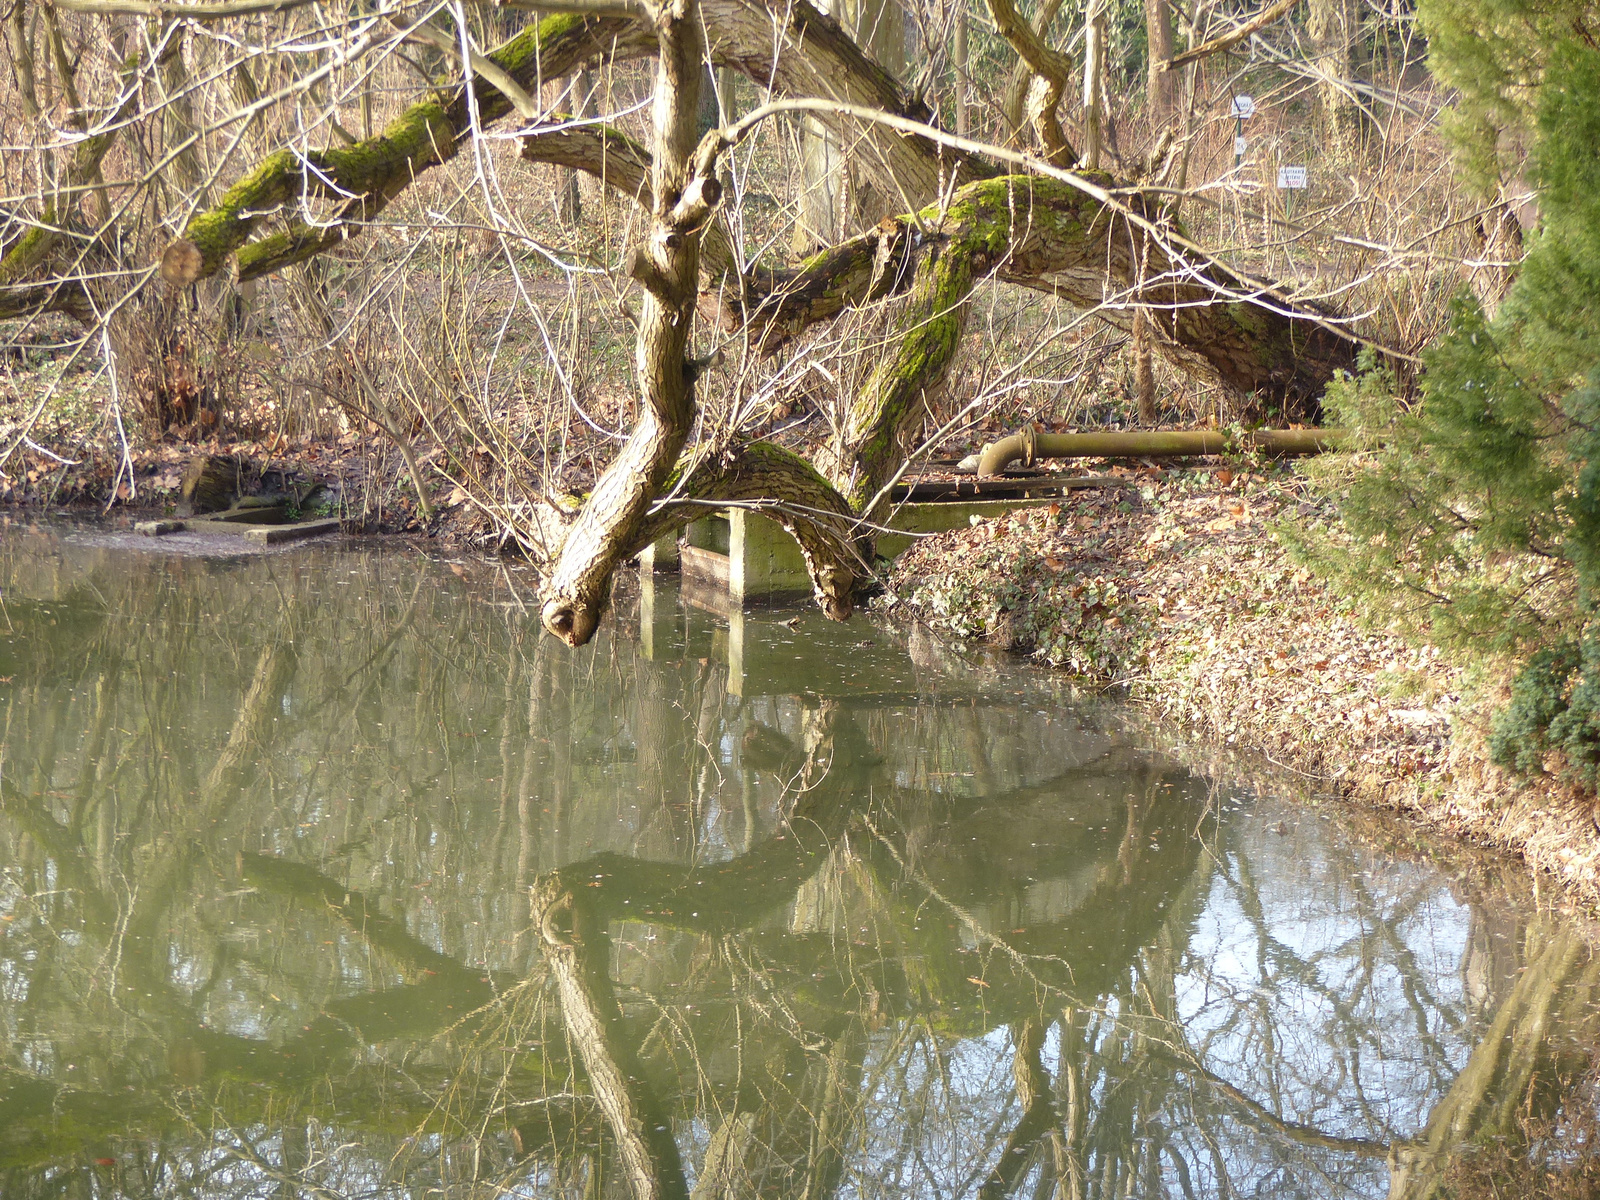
[1,520,1596,1200]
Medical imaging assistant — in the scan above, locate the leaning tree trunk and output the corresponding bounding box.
[539,0,710,648]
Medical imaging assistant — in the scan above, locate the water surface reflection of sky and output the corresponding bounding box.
[0,521,1589,1200]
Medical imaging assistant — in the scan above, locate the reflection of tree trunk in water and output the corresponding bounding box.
[1057,1005,1090,1200]
[275,1120,310,1199]
[797,1021,868,1200]
[549,646,576,864]
[693,1110,759,1200]
[516,648,553,955]
[956,705,999,797]
[1459,890,1523,1019]
[1389,922,1600,1200]
[688,1017,867,1200]
[692,658,727,849]
[531,878,690,1200]
[634,649,692,850]
[978,1016,1057,1199]
[124,635,298,942]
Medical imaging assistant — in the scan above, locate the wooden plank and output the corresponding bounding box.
[242,518,342,545]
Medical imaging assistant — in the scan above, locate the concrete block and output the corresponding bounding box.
[729,509,812,603]
[241,518,341,545]
[637,532,681,571]
[685,514,730,554]
[135,520,186,536]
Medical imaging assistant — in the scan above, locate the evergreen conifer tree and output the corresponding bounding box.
[1296,18,1600,785]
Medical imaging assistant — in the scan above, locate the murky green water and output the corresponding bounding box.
[1,520,1596,1199]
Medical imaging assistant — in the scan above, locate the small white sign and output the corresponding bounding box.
[1234,136,1248,157]
[1231,94,1255,119]
[1277,165,1308,189]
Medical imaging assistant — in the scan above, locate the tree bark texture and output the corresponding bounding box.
[1144,0,1175,120]
[792,0,907,251]
[540,0,708,647]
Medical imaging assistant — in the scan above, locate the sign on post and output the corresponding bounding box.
[1234,136,1248,158]
[1276,165,1308,189]
[1231,95,1255,119]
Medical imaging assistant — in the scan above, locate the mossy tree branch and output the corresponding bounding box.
[0,47,144,320]
[159,12,650,287]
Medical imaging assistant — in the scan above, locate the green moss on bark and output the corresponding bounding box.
[173,12,623,283]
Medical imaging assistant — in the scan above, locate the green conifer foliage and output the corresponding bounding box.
[1418,0,1592,191]
[1295,37,1600,786]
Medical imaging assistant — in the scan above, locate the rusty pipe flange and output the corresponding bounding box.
[977,422,1041,477]
[1020,421,1039,468]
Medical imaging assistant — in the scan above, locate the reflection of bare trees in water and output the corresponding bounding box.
[1,536,1598,1198]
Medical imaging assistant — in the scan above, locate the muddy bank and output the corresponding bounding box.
[880,464,1600,908]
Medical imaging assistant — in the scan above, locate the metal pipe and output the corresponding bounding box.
[975,425,1343,477]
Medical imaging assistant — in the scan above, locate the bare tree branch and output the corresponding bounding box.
[1162,0,1305,71]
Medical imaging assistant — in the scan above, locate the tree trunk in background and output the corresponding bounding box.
[557,70,595,226]
[1081,0,1107,169]
[794,0,906,252]
[953,1,969,137]
[1144,0,1175,121]
[1468,173,1534,317]
[1308,0,1363,143]
[1133,308,1156,422]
